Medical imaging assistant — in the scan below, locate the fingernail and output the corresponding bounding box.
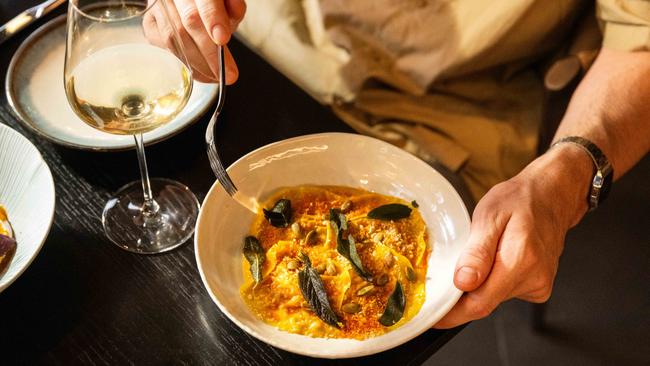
[211,24,228,45]
[456,267,478,286]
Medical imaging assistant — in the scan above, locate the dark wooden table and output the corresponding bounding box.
[0,2,467,364]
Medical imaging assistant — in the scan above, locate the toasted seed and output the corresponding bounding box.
[325,262,337,276]
[304,230,317,245]
[315,263,326,274]
[376,273,389,286]
[384,253,395,267]
[342,302,361,314]
[372,232,384,243]
[357,285,375,296]
[291,222,301,236]
[341,200,352,213]
[406,267,417,282]
[287,259,299,270]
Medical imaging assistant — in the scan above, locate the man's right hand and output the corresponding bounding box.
[143,0,246,84]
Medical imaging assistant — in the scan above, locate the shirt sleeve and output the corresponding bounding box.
[597,0,650,51]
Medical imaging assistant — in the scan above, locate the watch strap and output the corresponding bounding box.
[551,136,613,211]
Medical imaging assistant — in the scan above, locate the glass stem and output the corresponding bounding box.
[134,134,159,217]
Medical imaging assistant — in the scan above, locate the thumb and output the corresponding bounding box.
[454,210,508,292]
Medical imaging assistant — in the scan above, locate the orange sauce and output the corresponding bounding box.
[240,186,430,339]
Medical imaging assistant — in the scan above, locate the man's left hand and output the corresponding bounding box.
[434,145,592,328]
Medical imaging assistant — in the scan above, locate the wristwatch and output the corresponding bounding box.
[551,136,613,211]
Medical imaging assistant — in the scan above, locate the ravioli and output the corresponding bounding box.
[240,185,430,339]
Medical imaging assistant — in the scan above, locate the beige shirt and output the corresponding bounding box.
[237,0,650,199]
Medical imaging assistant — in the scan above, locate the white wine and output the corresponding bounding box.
[66,43,192,135]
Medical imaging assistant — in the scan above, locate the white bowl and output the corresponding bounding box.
[194,133,470,358]
[0,124,55,293]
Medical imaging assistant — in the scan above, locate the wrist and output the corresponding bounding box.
[526,144,594,228]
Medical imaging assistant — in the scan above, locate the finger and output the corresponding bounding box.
[454,202,510,292]
[225,0,246,30]
[157,1,218,82]
[173,0,221,79]
[143,12,162,46]
[195,0,231,45]
[224,46,239,84]
[143,21,217,81]
[157,5,214,82]
[434,249,517,329]
[189,65,217,83]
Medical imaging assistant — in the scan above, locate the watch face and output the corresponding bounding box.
[600,171,613,203]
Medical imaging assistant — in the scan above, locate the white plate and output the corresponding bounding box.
[0,123,55,293]
[5,15,218,151]
[194,133,470,358]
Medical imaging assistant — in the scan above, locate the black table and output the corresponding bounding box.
[0,2,466,364]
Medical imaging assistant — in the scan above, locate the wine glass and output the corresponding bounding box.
[64,0,206,254]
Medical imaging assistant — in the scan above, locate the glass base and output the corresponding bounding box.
[102,178,199,254]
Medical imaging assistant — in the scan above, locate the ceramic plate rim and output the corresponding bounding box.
[0,123,56,293]
[194,132,470,358]
[5,14,216,152]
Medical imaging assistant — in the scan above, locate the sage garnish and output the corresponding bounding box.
[330,209,371,281]
[329,208,347,232]
[243,236,265,283]
[367,203,412,221]
[342,234,372,280]
[411,200,419,208]
[379,281,406,326]
[298,253,341,328]
[263,198,292,227]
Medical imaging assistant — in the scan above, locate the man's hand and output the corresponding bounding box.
[434,145,593,328]
[143,0,246,83]
[435,49,650,328]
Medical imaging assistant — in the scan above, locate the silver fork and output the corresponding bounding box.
[205,46,237,196]
[205,46,259,213]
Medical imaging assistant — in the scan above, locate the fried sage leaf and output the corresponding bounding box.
[367,203,412,221]
[329,208,347,231]
[379,281,406,326]
[298,253,341,328]
[330,209,371,281]
[341,234,372,281]
[263,198,292,227]
[243,236,265,283]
